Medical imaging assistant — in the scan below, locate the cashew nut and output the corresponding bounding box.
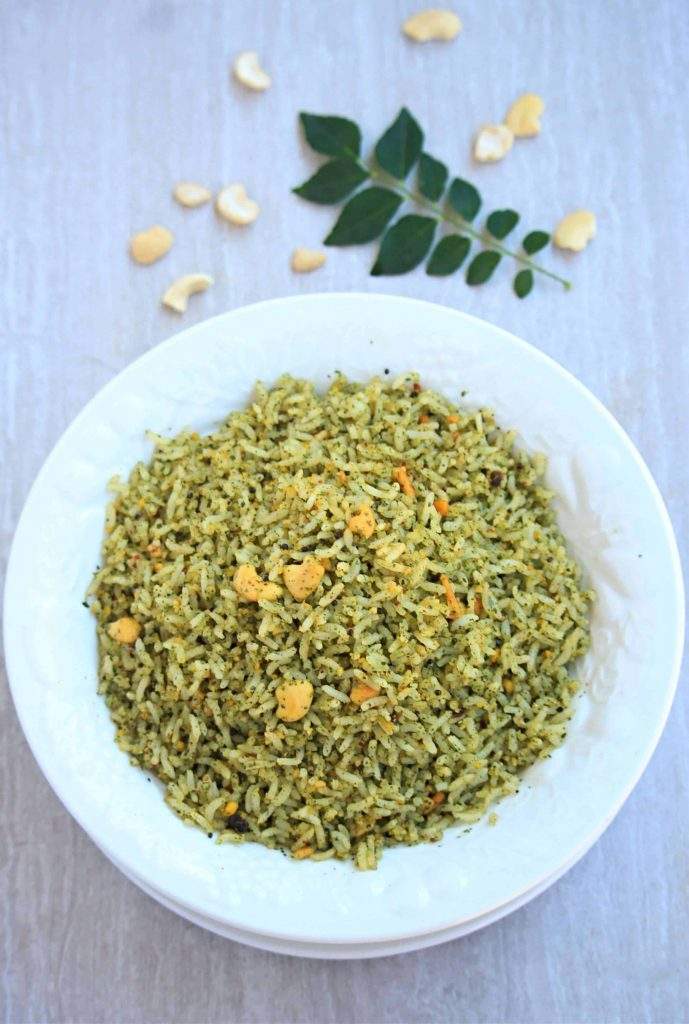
[293,845,314,859]
[173,181,212,208]
[504,93,544,138]
[350,681,379,705]
[422,791,446,814]
[233,51,271,91]
[162,274,213,314]
[291,247,326,273]
[233,564,281,602]
[347,505,376,539]
[129,225,174,265]
[216,184,260,226]
[275,680,314,723]
[553,210,597,252]
[108,617,141,644]
[283,560,325,601]
[403,9,462,41]
[473,123,514,163]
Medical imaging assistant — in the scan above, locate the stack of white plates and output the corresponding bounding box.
[5,295,683,959]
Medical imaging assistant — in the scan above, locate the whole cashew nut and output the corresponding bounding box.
[162,274,214,313]
[233,51,271,91]
[216,184,260,225]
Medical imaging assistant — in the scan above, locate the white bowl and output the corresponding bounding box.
[98,839,585,959]
[4,293,684,947]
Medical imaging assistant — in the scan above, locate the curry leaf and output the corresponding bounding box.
[371,215,437,276]
[418,152,448,201]
[486,209,519,240]
[466,250,501,285]
[426,235,471,276]
[522,230,550,254]
[513,269,534,298]
[375,108,424,179]
[293,109,573,295]
[324,187,403,246]
[447,178,482,222]
[299,112,362,158]
[293,159,369,205]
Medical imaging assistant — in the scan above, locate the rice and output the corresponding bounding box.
[89,372,593,869]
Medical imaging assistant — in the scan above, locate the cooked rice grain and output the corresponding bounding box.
[89,373,592,868]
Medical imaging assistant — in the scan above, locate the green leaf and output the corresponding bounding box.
[426,235,471,276]
[447,178,482,222]
[293,111,566,298]
[299,112,362,158]
[371,215,437,276]
[418,152,448,201]
[374,108,424,179]
[513,269,534,298]
[466,250,501,285]
[293,159,369,205]
[486,209,520,240]
[324,187,404,246]
[522,230,550,255]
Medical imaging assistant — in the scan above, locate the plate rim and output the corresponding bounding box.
[98,837,587,959]
[4,292,685,945]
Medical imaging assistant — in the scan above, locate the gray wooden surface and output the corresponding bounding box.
[2,1,688,1021]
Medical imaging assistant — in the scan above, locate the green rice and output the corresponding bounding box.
[89,373,592,869]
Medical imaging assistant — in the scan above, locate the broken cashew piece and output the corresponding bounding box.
[348,505,376,539]
[554,210,597,252]
[233,564,281,602]
[474,123,514,163]
[422,792,446,814]
[403,9,462,41]
[293,845,314,859]
[504,93,544,138]
[129,225,173,265]
[162,274,213,314]
[291,248,326,273]
[216,184,260,226]
[350,681,379,705]
[173,181,212,208]
[283,560,325,601]
[108,617,141,644]
[233,51,271,91]
[275,680,314,723]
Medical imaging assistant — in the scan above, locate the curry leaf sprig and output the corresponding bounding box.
[293,109,571,298]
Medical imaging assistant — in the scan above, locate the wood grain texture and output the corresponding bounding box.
[1,1,688,1021]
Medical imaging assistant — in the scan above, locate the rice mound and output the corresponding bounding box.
[90,373,592,869]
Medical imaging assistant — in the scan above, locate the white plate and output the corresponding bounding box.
[4,293,684,946]
[99,839,584,959]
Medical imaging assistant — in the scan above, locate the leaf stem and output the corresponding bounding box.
[366,166,572,290]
